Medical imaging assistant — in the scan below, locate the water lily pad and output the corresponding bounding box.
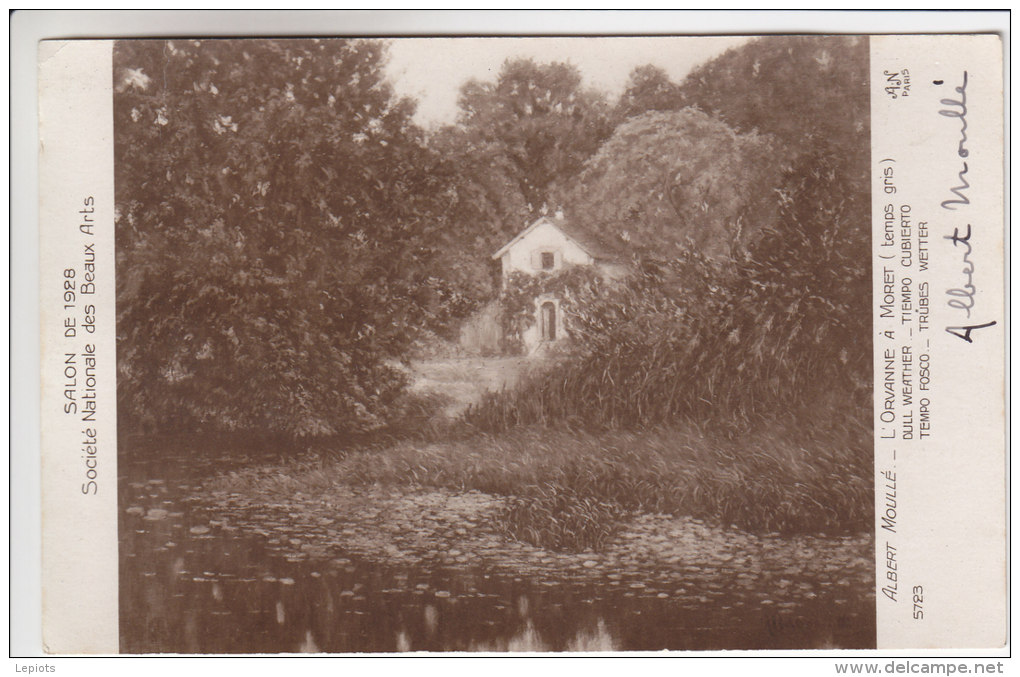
[189,525,211,535]
[144,508,169,521]
[126,506,145,516]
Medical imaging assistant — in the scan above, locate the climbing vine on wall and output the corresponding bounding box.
[497,267,609,354]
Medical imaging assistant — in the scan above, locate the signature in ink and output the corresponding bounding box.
[943,224,996,343]
[939,71,970,211]
[944,225,976,315]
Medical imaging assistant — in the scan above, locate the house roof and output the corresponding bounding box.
[491,216,622,261]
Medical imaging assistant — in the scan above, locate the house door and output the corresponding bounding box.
[541,302,556,341]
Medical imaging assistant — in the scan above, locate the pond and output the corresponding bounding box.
[118,440,876,653]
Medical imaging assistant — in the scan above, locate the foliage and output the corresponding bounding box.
[614,64,684,120]
[375,58,618,322]
[114,39,467,437]
[456,58,615,214]
[471,36,872,434]
[113,35,872,458]
[565,108,788,261]
[413,126,531,320]
[678,35,869,162]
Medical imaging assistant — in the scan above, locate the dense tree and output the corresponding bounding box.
[674,35,872,394]
[678,36,869,160]
[456,58,614,215]
[112,36,872,442]
[418,125,532,313]
[114,39,459,437]
[614,64,684,120]
[565,108,788,261]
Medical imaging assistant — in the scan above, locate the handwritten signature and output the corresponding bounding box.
[939,72,997,343]
[939,71,970,211]
[943,225,976,316]
[943,222,996,343]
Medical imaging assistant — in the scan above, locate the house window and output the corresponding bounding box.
[540,251,555,270]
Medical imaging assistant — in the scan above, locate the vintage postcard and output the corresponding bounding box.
[36,33,1005,654]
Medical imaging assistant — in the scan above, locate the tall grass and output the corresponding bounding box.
[465,263,869,435]
[496,483,625,551]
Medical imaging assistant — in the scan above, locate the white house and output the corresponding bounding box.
[492,214,598,280]
[488,213,625,353]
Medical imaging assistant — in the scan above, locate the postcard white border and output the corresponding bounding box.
[11,8,1011,667]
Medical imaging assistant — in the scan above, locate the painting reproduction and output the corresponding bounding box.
[111,35,875,652]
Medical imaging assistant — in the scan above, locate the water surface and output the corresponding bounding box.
[119,440,875,652]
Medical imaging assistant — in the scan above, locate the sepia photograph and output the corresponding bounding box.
[109,34,877,653]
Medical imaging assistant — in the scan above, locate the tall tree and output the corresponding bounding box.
[544,37,872,427]
[614,64,684,120]
[418,125,531,313]
[678,36,869,161]
[455,58,614,215]
[114,39,455,437]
